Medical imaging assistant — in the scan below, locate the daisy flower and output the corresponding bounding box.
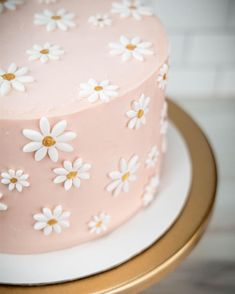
[107,154,139,197]
[53,158,91,191]
[88,14,112,28]
[33,205,71,236]
[0,0,24,14]
[26,43,64,64]
[109,35,153,62]
[22,117,77,162]
[1,169,30,192]
[34,9,76,32]
[0,192,7,211]
[145,146,159,168]
[38,0,57,3]
[126,94,150,130]
[88,213,110,234]
[157,63,169,90]
[0,63,34,96]
[160,101,168,135]
[111,0,153,20]
[79,79,119,103]
[142,175,160,207]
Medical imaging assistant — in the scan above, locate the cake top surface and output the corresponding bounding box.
[0,0,169,120]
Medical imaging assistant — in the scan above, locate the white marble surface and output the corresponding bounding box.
[144,98,235,294]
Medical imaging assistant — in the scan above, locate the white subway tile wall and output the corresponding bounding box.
[149,0,235,98]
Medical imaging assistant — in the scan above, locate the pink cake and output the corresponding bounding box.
[0,0,169,254]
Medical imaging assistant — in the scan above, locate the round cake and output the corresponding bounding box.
[0,0,169,254]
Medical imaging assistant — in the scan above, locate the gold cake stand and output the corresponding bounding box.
[0,100,217,294]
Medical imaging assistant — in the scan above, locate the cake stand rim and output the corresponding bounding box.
[0,99,217,294]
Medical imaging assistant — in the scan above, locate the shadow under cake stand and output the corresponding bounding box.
[0,99,217,294]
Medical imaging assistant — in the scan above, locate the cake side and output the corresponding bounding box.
[0,64,168,253]
[0,0,169,254]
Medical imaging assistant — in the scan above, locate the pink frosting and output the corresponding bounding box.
[0,0,168,119]
[0,0,169,254]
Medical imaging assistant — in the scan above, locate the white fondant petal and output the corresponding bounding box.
[23,142,42,152]
[51,120,67,137]
[73,158,82,170]
[0,80,11,96]
[23,130,43,141]
[63,160,73,171]
[56,131,77,142]
[53,224,62,234]
[54,175,67,184]
[40,117,51,136]
[44,225,53,236]
[53,168,68,176]
[72,177,80,188]
[34,222,47,230]
[33,213,47,222]
[106,180,121,192]
[53,205,62,217]
[78,172,90,180]
[35,146,48,161]
[10,77,24,92]
[56,143,73,152]
[8,63,17,73]
[15,67,28,76]
[48,147,59,162]
[64,179,73,191]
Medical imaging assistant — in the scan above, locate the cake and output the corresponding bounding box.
[0,0,169,254]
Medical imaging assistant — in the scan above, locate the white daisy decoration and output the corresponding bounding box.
[126,94,150,130]
[22,117,77,162]
[142,175,160,207]
[34,9,76,32]
[38,0,57,4]
[109,35,154,62]
[157,63,169,90]
[1,169,30,192]
[33,205,71,236]
[0,63,34,96]
[88,14,112,28]
[88,213,110,234]
[160,101,168,135]
[111,0,153,20]
[107,154,139,197]
[0,0,24,14]
[0,192,7,211]
[53,158,91,191]
[79,79,119,103]
[26,43,64,64]
[145,146,159,168]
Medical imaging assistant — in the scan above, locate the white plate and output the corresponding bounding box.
[0,123,192,285]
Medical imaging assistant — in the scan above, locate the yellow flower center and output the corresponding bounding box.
[10,177,18,184]
[51,15,61,20]
[67,171,78,180]
[94,86,103,91]
[2,73,15,81]
[40,49,49,55]
[96,220,103,228]
[42,136,56,147]
[47,219,58,226]
[126,44,137,51]
[163,73,167,81]
[137,109,144,118]
[122,172,130,182]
